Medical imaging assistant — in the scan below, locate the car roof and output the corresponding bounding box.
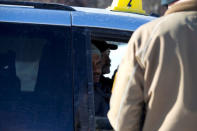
[0,1,156,32]
[72,6,156,32]
[0,4,71,26]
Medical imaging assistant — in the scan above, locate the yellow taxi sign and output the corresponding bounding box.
[109,0,146,15]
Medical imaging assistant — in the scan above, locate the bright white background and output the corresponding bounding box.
[105,44,128,78]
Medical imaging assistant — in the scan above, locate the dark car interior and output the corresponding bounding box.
[0,23,73,131]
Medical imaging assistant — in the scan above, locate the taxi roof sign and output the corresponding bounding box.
[109,0,146,15]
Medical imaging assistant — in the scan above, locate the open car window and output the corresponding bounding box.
[106,42,128,78]
[90,39,128,130]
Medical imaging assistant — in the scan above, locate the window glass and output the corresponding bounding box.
[0,23,73,131]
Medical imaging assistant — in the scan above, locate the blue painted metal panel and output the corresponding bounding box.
[0,5,71,26]
[72,7,156,32]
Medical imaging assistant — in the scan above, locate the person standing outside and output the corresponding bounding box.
[108,0,197,131]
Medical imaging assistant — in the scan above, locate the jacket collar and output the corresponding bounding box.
[165,0,197,15]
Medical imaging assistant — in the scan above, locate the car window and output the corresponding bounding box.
[105,43,128,78]
[90,39,128,130]
[0,23,73,131]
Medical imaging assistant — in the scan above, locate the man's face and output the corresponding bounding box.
[101,49,111,74]
[92,54,102,83]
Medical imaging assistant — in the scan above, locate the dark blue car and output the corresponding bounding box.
[0,1,156,130]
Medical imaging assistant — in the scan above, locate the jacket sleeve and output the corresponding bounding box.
[107,32,145,131]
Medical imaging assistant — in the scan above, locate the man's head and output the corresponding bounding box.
[92,40,117,75]
[91,44,102,83]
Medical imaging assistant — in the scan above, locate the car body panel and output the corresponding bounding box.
[0,5,71,26]
[72,7,155,31]
[0,4,156,31]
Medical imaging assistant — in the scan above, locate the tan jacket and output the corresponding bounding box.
[108,1,197,131]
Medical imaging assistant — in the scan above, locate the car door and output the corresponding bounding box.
[71,8,156,131]
[71,27,132,131]
[0,6,74,131]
